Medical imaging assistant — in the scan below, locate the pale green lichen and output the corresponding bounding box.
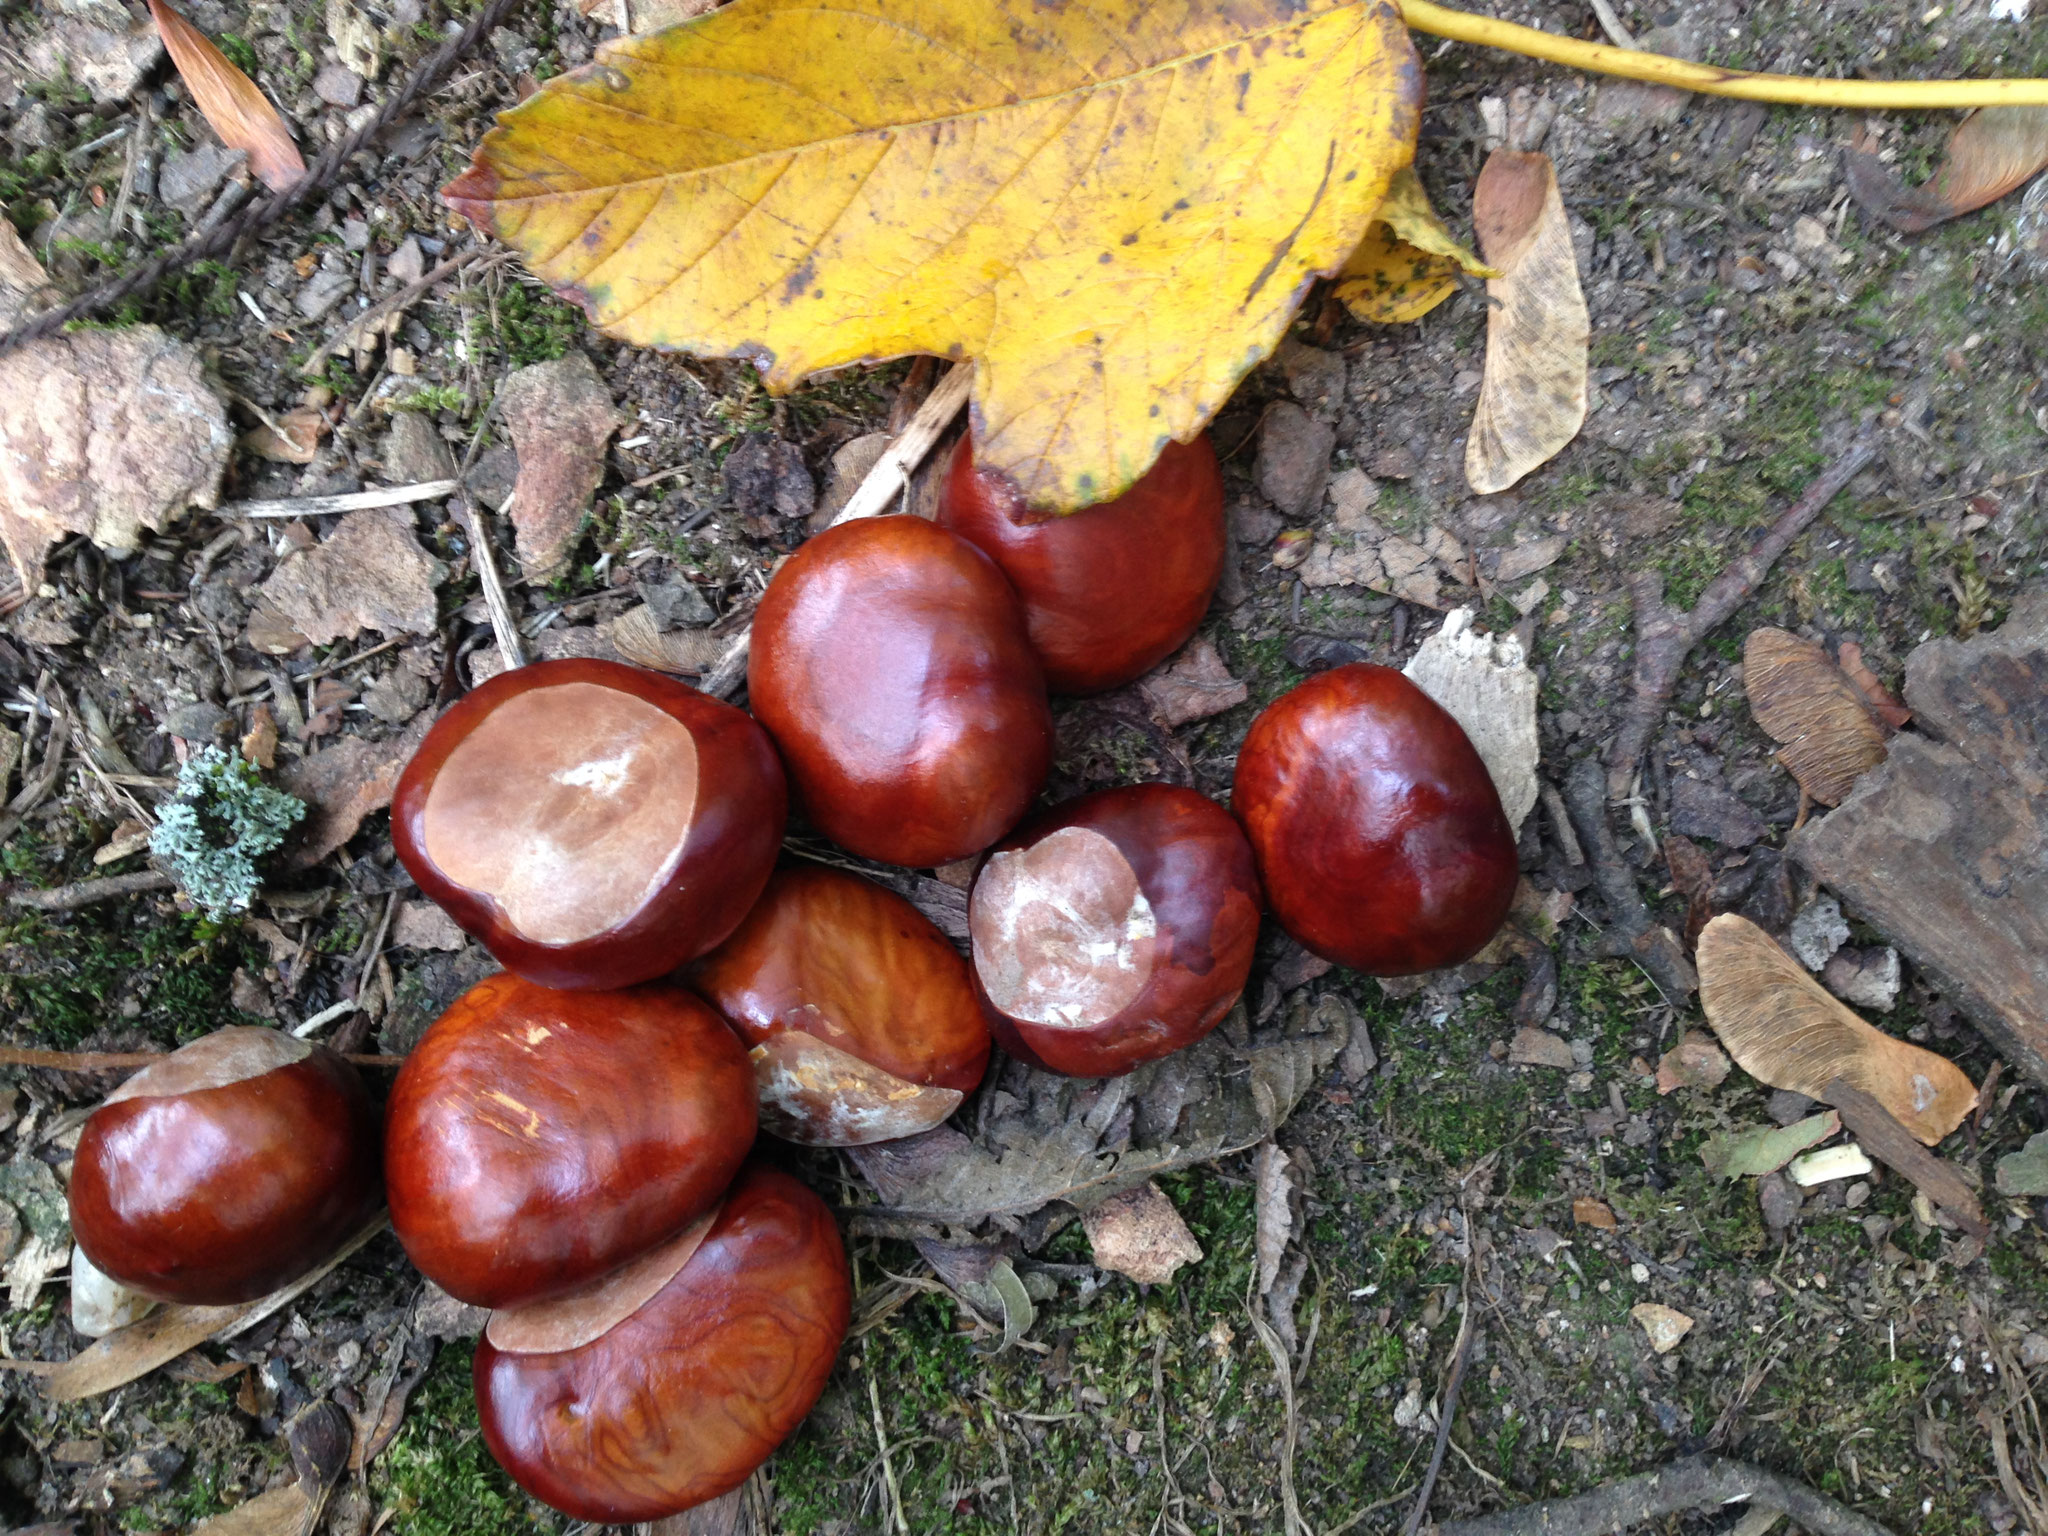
[148,749,305,918]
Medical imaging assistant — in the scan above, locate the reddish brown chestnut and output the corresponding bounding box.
[936,435,1226,694]
[1232,664,1516,975]
[475,1162,849,1523]
[69,1028,380,1305]
[392,657,786,990]
[690,866,990,1144]
[747,516,1052,868]
[969,784,1260,1077]
[385,974,756,1309]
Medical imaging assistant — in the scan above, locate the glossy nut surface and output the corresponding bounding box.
[475,1163,850,1523]
[937,434,1225,694]
[1232,664,1517,975]
[393,657,786,989]
[385,974,756,1308]
[748,516,1052,868]
[69,1028,380,1305]
[691,866,990,1145]
[970,784,1260,1077]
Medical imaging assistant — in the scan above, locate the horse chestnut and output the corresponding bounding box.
[747,516,1052,868]
[385,974,756,1309]
[475,1163,850,1523]
[691,866,990,1145]
[392,657,786,990]
[969,784,1260,1077]
[1232,664,1516,974]
[936,435,1226,694]
[68,1028,380,1305]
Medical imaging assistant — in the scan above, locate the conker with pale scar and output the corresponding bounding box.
[475,1162,850,1523]
[68,1027,380,1306]
[970,783,1260,1077]
[392,657,786,990]
[385,973,756,1309]
[1232,664,1516,975]
[691,866,990,1145]
[747,516,1052,868]
[937,434,1226,694]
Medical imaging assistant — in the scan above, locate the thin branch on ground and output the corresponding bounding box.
[1437,1454,1899,1536]
[222,480,460,520]
[865,1344,910,1536]
[8,869,173,910]
[459,494,526,670]
[1606,430,1879,799]
[705,364,972,700]
[0,0,525,355]
[1401,1293,1475,1536]
[1563,758,1699,1000]
[298,251,483,379]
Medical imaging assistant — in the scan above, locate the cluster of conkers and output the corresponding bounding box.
[63,428,1517,1523]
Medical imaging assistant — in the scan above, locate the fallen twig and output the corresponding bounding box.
[8,869,173,910]
[459,494,526,670]
[299,252,483,378]
[1564,758,1699,1000]
[1438,1454,1898,1536]
[703,364,972,700]
[221,480,459,520]
[1402,1293,1475,1536]
[1822,1076,1988,1242]
[1606,431,1878,799]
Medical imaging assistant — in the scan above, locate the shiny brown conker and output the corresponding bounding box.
[747,516,1052,868]
[690,865,990,1145]
[474,1162,850,1523]
[68,1028,380,1306]
[384,974,756,1309]
[1231,664,1517,974]
[969,784,1260,1077]
[936,434,1226,694]
[392,657,786,990]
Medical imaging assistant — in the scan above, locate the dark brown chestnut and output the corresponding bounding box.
[747,516,1052,868]
[1231,664,1516,975]
[475,1162,849,1523]
[690,866,990,1144]
[969,784,1260,1077]
[384,974,756,1309]
[936,434,1226,694]
[68,1028,380,1305]
[392,657,786,990]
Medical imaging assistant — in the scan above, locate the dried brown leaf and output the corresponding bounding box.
[146,0,305,194]
[1136,635,1247,729]
[189,1484,316,1536]
[1080,1182,1204,1285]
[1835,641,1912,730]
[278,711,433,869]
[1697,914,1976,1146]
[1465,150,1587,495]
[1844,109,2048,234]
[249,508,440,652]
[1655,1029,1731,1095]
[1571,1196,1617,1230]
[1663,833,1715,948]
[0,327,231,589]
[1253,1142,1297,1296]
[240,405,326,465]
[1508,1026,1574,1069]
[1743,628,1888,806]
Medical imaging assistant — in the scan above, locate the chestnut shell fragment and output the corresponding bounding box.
[970,784,1260,1077]
[690,866,991,1145]
[385,974,756,1309]
[69,1028,380,1305]
[747,516,1052,868]
[937,434,1226,694]
[475,1163,850,1523]
[392,657,787,990]
[1232,664,1517,975]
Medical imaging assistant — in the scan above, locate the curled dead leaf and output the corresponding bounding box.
[1334,166,1498,324]
[1834,641,1912,730]
[1743,628,1887,806]
[1844,109,2048,234]
[1654,1029,1730,1095]
[1253,1141,1297,1297]
[146,0,305,194]
[1697,913,1975,1145]
[1464,149,1587,495]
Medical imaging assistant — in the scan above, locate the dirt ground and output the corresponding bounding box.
[0,0,2044,1530]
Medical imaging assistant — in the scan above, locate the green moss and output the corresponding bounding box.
[492,282,585,367]
[376,1342,563,1535]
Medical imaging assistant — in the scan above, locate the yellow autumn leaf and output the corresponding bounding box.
[1333,165,1495,323]
[444,0,1422,511]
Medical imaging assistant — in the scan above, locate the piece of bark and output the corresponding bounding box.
[1792,591,2048,1089]
[495,352,623,582]
[1440,1455,1898,1536]
[1821,1077,1987,1241]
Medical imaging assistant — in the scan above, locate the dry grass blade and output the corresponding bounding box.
[1743,629,1888,806]
[1697,915,1975,1145]
[45,1216,387,1400]
[146,0,306,193]
[1464,149,1588,494]
[1844,109,2048,233]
